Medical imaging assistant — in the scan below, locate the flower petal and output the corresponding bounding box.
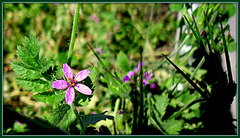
[127,71,135,77]
[75,69,91,82]
[137,62,143,71]
[144,72,148,78]
[63,63,73,79]
[52,80,69,89]
[143,79,148,86]
[74,83,92,95]
[66,87,75,105]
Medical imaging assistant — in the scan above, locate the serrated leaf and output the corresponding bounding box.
[11,60,42,79]
[32,92,65,104]
[57,107,76,130]
[80,111,114,131]
[16,45,40,68]
[40,58,53,74]
[22,34,40,59]
[15,78,50,92]
[154,94,169,118]
[48,104,71,125]
[117,51,130,72]
[162,119,183,135]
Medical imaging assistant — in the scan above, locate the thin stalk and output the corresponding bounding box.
[219,16,233,84]
[71,103,84,134]
[162,53,209,99]
[154,34,190,71]
[112,119,117,135]
[204,11,216,51]
[67,3,80,65]
[168,98,207,119]
[132,75,139,134]
[191,14,201,40]
[183,15,208,57]
[139,47,144,132]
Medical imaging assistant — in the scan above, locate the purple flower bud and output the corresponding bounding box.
[144,72,148,78]
[150,83,157,89]
[117,110,124,114]
[123,75,131,82]
[201,30,206,38]
[143,79,147,86]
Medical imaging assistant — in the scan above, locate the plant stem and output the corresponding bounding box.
[139,47,144,133]
[219,16,233,84]
[162,53,209,99]
[67,3,80,65]
[71,103,85,134]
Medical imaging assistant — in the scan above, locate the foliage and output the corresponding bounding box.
[4,3,237,135]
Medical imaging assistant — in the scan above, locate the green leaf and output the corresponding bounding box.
[197,12,205,25]
[154,93,169,118]
[57,107,76,130]
[48,104,76,130]
[227,41,237,52]
[22,34,40,59]
[117,51,130,72]
[162,119,184,135]
[11,60,42,80]
[15,78,50,92]
[80,111,114,131]
[32,92,65,104]
[225,4,235,17]
[40,58,53,74]
[88,66,96,89]
[169,4,183,12]
[12,34,55,93]
[16,45,40,68]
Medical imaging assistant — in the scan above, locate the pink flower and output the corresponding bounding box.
[96,48,102,54]
[52,64,92,105]
[150,82,157,89]
[143,79,148,86]
[137,62,143,71]
[90,14,99,23]
[144,71,154,80]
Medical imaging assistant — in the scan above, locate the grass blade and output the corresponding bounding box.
[219,16,233,84]
[162,53,209,99]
